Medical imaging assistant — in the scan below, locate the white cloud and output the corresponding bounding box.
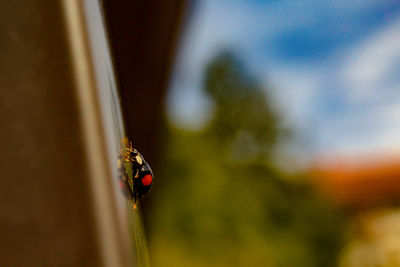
[265,64,320,129]
[316,101,400,157]
[312,19,400,157]
[342,20,400,103]
[267,18,400,159]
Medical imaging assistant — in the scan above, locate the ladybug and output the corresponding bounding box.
[118,137,153,210]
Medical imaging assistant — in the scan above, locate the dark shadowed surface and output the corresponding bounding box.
[0,1,100,266]
[101,0,187,164]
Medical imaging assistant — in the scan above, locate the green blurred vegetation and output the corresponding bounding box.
[148,51,346,267]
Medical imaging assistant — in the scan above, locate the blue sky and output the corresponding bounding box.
[167,0,400,163]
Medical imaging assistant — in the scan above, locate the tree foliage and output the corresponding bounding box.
[148,51,346,267]
[204,51,279,161]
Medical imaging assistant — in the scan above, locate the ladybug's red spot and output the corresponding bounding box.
[141,174,152,186]
[119,181,125,190]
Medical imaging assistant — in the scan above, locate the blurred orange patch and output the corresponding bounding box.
[311,155,400,207]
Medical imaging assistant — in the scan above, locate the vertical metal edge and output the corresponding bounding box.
[61,1,126,266]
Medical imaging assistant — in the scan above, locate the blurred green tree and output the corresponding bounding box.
[204,51,280,162]
[148,51,346,267]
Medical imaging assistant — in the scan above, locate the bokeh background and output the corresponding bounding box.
[140,1,400,267]
[2,1,400,266]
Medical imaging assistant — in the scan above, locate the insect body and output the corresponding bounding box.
[118,138,153,210]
